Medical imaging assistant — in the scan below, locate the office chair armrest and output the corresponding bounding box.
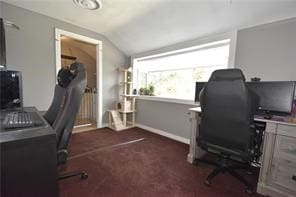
[39,111,47,116]
[249,124,256,130]
[57,149,68,165]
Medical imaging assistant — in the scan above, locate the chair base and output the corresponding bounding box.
[197,156,253,194]
[58,171,88,180]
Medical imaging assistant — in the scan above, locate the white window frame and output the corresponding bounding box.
[131,31,237,105]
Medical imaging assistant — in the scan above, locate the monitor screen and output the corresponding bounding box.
[0,18,6,68]
[247,81,295,114]
[0,70,23,109]
[195,81,295,114]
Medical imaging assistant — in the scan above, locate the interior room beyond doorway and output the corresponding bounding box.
[60,35,97,133]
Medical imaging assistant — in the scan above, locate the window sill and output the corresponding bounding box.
[137,95,200,106]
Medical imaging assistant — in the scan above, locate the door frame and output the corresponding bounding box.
[54,28,103,128]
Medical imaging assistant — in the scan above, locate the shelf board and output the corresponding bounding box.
[120,94,139,97]
[108,124,135,131]
[119,82,134,85]
[118,110,136,113]
[108,109,136,113]
[118,68,132,73]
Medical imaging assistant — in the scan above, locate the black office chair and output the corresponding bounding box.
[197,69,260,193]
[44,63,88,180]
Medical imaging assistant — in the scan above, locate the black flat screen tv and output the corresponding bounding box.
[194,81,296,115]
[247,81,295,115]
[0,70,23,109]
[0,18,6,68]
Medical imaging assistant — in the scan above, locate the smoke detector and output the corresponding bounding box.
[73,0,102,10]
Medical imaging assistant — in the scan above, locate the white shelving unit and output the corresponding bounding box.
[108,68,138,131]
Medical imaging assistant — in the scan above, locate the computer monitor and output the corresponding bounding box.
[247,81,295,114]
[0,70,23,109]
[194,82,206,102]
[194,81,295,114]
[0,18,6,69]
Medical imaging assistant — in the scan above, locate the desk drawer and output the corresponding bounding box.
[274,135,296,162]
[277,124,296,138]
[271,158,296,192]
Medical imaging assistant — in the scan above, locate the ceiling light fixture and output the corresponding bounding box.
[73,0,102,10]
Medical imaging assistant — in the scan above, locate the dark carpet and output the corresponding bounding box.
[59,127,264,197]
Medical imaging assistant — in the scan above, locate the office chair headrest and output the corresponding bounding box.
[57,67,74,88]
[209,69,246,82]
[70,62,86,77]
[68,62,86,87]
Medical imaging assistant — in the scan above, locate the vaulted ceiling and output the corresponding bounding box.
[61,36,97,60]
[4,0,296,56]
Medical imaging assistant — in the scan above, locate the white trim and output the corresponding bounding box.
[55,30,62,77]
[136,123,190,144]
[137,95,199,106]
[56,29,99,45]
[228,30,237,68]
[96,40,103,129]
[131,31,235,60]
[54,28,103,129]
[131,31,236,69]
[74,123,92,128]
[135,40,230,62]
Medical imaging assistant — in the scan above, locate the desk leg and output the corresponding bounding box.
[257,122,277,195]
[108,111,112,128]
[187,111,206,163]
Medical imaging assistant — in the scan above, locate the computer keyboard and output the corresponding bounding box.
[2,111,44,129]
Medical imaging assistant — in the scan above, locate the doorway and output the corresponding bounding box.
[55,28,103,132]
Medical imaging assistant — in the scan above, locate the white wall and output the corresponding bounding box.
[1,2,128,123]
[235,18,296,81]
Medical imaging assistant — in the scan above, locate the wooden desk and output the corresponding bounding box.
[0,107,59,197]
[188,107,296,197]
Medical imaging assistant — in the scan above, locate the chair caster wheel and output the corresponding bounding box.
[245,188,253,195]
[204,180,211,187]
[246,170,253,175]
[81,173,88,179]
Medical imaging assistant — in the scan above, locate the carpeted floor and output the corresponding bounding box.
[59,127,264,197]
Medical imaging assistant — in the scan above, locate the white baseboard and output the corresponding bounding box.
[136,123,190,144]
[101,123,108,128]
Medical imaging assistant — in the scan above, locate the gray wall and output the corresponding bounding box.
[235,18,296,81]
[1,2,128,123]
[136,99,196,139]
[0,3,2,17]
[133,17,296,141]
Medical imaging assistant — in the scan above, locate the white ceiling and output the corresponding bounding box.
[3,0,296,56]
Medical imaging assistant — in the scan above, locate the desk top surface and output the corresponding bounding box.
[0,107,55,144]
[189,107,296,126]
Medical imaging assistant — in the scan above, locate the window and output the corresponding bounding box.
[133,39,230,100]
